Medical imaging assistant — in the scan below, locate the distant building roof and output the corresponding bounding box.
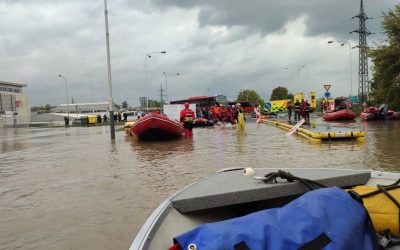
[172,95,225,102]
[59,102,110,107]
[0,81,27,88]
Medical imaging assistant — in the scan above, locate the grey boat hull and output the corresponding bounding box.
[130,168,400,250]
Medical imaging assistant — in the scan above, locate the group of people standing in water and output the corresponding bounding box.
[180,102,246,137]
[195,103,246,125]
[286,99,312,121]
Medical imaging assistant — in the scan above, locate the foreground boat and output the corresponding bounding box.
[322,109,356,121]
[130,113,184,140]
[130,167,400,249]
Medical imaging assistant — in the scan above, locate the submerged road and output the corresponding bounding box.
[1,117,400,249]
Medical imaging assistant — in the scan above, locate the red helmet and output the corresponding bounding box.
[184,102,190,108]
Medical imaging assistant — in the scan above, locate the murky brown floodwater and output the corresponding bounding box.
[1,117,400,250]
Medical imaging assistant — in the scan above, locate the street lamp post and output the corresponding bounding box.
[82,75,94,107]
[145,51,166,87]
[144,51,166,113]
[90,77,93,105]
[285,65,306,85]
[163,72,180,103]
[58,74,69,120]
[103,0,115,140]
[296,65,306,84]
[328,40,353,95]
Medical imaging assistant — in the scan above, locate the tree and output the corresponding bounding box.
[237,89,260,102]
[148,99,161,108]
[236,89,265,107]
[121,101,128,109]
[369,4,400,109]
[270,86,291,101]
[30,104,55,113]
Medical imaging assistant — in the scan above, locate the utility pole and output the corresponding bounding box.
[158,85,165,111]
[351,0,373,105]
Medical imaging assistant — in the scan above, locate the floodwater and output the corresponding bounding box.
[1,117,400,250]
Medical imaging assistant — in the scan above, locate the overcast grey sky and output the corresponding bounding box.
[0,0,395,106]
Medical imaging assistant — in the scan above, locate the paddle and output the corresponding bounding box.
[286,118,305,135]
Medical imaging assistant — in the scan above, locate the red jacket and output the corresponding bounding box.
[180,108,195,122]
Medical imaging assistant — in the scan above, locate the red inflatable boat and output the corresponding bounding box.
[360,107,400,121]
[130,113,184,140]
[322,109,356,121]
[193,117,214,127]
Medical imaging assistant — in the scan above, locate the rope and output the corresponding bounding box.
[262,170,326,190]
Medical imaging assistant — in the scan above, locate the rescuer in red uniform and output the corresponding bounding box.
[180,102,195,137]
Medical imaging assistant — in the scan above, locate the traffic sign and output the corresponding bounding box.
[324,92,331,99]
[349,95,359,104]
[323,84,331,92]
[265,102,271,109]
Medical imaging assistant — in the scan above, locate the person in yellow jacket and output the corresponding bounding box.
[235,103,246,131]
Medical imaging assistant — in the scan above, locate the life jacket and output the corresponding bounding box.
[211,106,219,117]
[350,183,400,237]
[294,102,301,112]
[180,109,194,122]
[173,187,378,250]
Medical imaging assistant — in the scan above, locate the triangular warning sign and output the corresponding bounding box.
[323,84,331,92]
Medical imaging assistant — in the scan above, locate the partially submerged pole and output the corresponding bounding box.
[103,0,115,140]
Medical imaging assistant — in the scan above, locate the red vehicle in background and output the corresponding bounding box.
[170,95,228,107]
[170,95,228,124]
[228,101,256,113]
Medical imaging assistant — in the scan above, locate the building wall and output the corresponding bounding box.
[16,93,31,125]
[0,92,31,127]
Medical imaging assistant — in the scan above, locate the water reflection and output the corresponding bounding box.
[0,128,30,153]
[236,129,246,154]
[128,136,194,164]
[363,121,400,171]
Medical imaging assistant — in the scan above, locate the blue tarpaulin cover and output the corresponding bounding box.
[174,187,377,250]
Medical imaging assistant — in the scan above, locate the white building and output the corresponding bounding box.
[0,81,30,127]
[51,102,119,115]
